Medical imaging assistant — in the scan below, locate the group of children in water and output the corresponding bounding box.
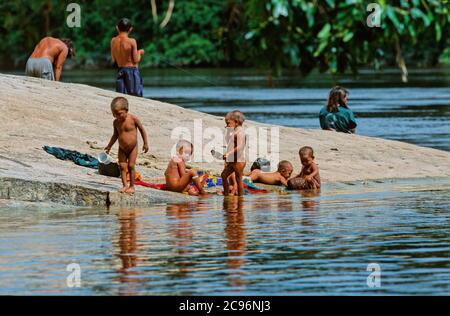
[104,96,320,196]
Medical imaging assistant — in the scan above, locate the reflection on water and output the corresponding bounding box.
[116,209,141,296]
[223,197,246,290]
[1,178,449,295]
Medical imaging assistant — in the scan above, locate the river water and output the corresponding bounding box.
[1,178,449,295]
[1,68,449,295]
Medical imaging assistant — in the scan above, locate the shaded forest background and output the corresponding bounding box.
[0,0,449,79]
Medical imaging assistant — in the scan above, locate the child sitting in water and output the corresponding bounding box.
[246,160,293,187]
[165,140,208,196]
[105,97,149,194]
[288,146,321,190]
[221,110,246,196]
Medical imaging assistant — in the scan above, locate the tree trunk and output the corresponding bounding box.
[394,33,408,83]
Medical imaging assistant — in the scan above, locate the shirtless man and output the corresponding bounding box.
[104,97,149,194]
[246,160,293,187]
[25,37,75,81]
[165,140,208,196]
[111,18,145,97]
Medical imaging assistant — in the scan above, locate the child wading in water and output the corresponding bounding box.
[105,97,149,194]
[111,18,145,97]
[288,146,321,190]
[246,160,293,187]
[165,140,208,196]
[221,110,246,196]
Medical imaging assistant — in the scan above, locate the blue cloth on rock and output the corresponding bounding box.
[43,146,99,169]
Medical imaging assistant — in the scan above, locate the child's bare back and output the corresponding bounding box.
[247,160,293,187]
[111,35,142,68]
[248,170,287,186]
[111,18,145,97]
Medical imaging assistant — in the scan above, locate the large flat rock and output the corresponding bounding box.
[1,73,449,206]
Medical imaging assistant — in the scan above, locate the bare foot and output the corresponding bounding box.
[119,186,128,193]
[125,186,135,195]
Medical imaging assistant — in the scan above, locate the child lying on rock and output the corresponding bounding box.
[164,140,208,196]
[246,160,293,187]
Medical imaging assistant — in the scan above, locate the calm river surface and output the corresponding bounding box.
[61,67,450,151]
[1,178,449,295]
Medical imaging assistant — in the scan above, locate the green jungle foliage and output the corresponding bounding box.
[0,0,449,79]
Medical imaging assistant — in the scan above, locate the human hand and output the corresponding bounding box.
[138,49,145,55]
[104,146,111,154]
[143,143,149,153]
[305,175,312,182]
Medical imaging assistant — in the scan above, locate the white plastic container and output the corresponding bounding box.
[98,152,113,165]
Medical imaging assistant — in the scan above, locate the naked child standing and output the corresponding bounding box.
[105,97,149,194]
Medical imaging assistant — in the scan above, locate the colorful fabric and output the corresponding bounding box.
[43,146,99,169]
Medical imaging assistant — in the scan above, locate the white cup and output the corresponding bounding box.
[98,152,113,165]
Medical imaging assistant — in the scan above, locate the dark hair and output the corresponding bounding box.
[250,158,271,171]
[299,146,314,158]
[117,18,132,32]
[61,38,75,59]
[326,86,349,112]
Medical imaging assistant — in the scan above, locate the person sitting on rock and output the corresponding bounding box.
[25,37,75,81]
[288,146,321,190]
[164,140,208,196]
[319,86,357,134]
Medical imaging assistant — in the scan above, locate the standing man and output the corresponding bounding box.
[25,37,75,81]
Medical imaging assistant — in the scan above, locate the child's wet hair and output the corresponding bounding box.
[327,86,349,112]
[277,160,293,171]
[111,97,129,111]
[176,139,193,153]
[299,146,314,158]
[226,110,245,125]
[117,18,132,32]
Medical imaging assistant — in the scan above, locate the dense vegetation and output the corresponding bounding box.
[1,0,449,81]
